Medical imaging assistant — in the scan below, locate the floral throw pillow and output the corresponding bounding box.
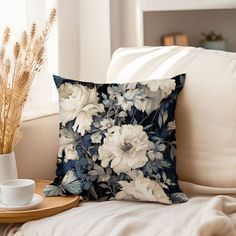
[44,74,187,204]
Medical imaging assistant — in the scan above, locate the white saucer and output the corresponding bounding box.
[0,193,43,211]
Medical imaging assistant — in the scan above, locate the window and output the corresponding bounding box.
[0,0,58,121]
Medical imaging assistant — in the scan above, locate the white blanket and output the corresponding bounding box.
[7,195,236,236]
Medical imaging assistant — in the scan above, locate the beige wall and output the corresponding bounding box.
[57,0,80,80]
[57,0,111,82]
[57,0,141,82]
[79,0,111,82]
[110,0,121,53]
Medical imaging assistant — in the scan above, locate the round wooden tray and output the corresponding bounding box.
[0,180,80,223]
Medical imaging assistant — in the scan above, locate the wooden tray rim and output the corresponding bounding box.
[0,179,80,223]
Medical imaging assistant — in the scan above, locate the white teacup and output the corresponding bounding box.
[0,179,35,206]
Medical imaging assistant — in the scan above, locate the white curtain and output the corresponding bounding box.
[0,0,58,121]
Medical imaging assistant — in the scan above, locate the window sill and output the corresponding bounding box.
[22,103,59,122]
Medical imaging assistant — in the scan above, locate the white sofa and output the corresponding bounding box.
[3,46,236,236]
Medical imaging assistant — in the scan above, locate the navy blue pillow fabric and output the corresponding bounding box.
[44,74,187,204]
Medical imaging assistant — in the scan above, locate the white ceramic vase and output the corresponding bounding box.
[0,152,18,183]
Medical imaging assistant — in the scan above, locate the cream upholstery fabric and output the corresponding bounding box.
[107,46,236,189]
[15,114,59,180]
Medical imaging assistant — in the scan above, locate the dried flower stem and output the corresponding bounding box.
[0,8,56,154]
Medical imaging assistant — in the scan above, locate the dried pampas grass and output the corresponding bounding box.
[0,8,56,154]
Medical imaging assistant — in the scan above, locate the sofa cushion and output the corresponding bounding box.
[107,46,236,189]
[44,74,187,204]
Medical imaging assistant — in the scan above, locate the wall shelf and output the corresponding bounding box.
[133,0,236,51]
[139,0,236,12]
[143,9,236,52]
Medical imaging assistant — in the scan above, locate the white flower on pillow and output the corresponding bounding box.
[58,132,78,162]
[135,88,162,114]
[98,125,151,174]
[91,118,115,144]
[136,79,176,114]
[107,84,146,112]
[148,143,166,161]
[167,120,176,130]
[116,88,144,112]
[64,144,79,162]
[143,79,176,95]
[115,170,171,204]
[58,132,75,157]
[100,118,115,130]
[59,83,104,135]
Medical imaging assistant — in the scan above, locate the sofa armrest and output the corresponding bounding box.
[15,114,59,180]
